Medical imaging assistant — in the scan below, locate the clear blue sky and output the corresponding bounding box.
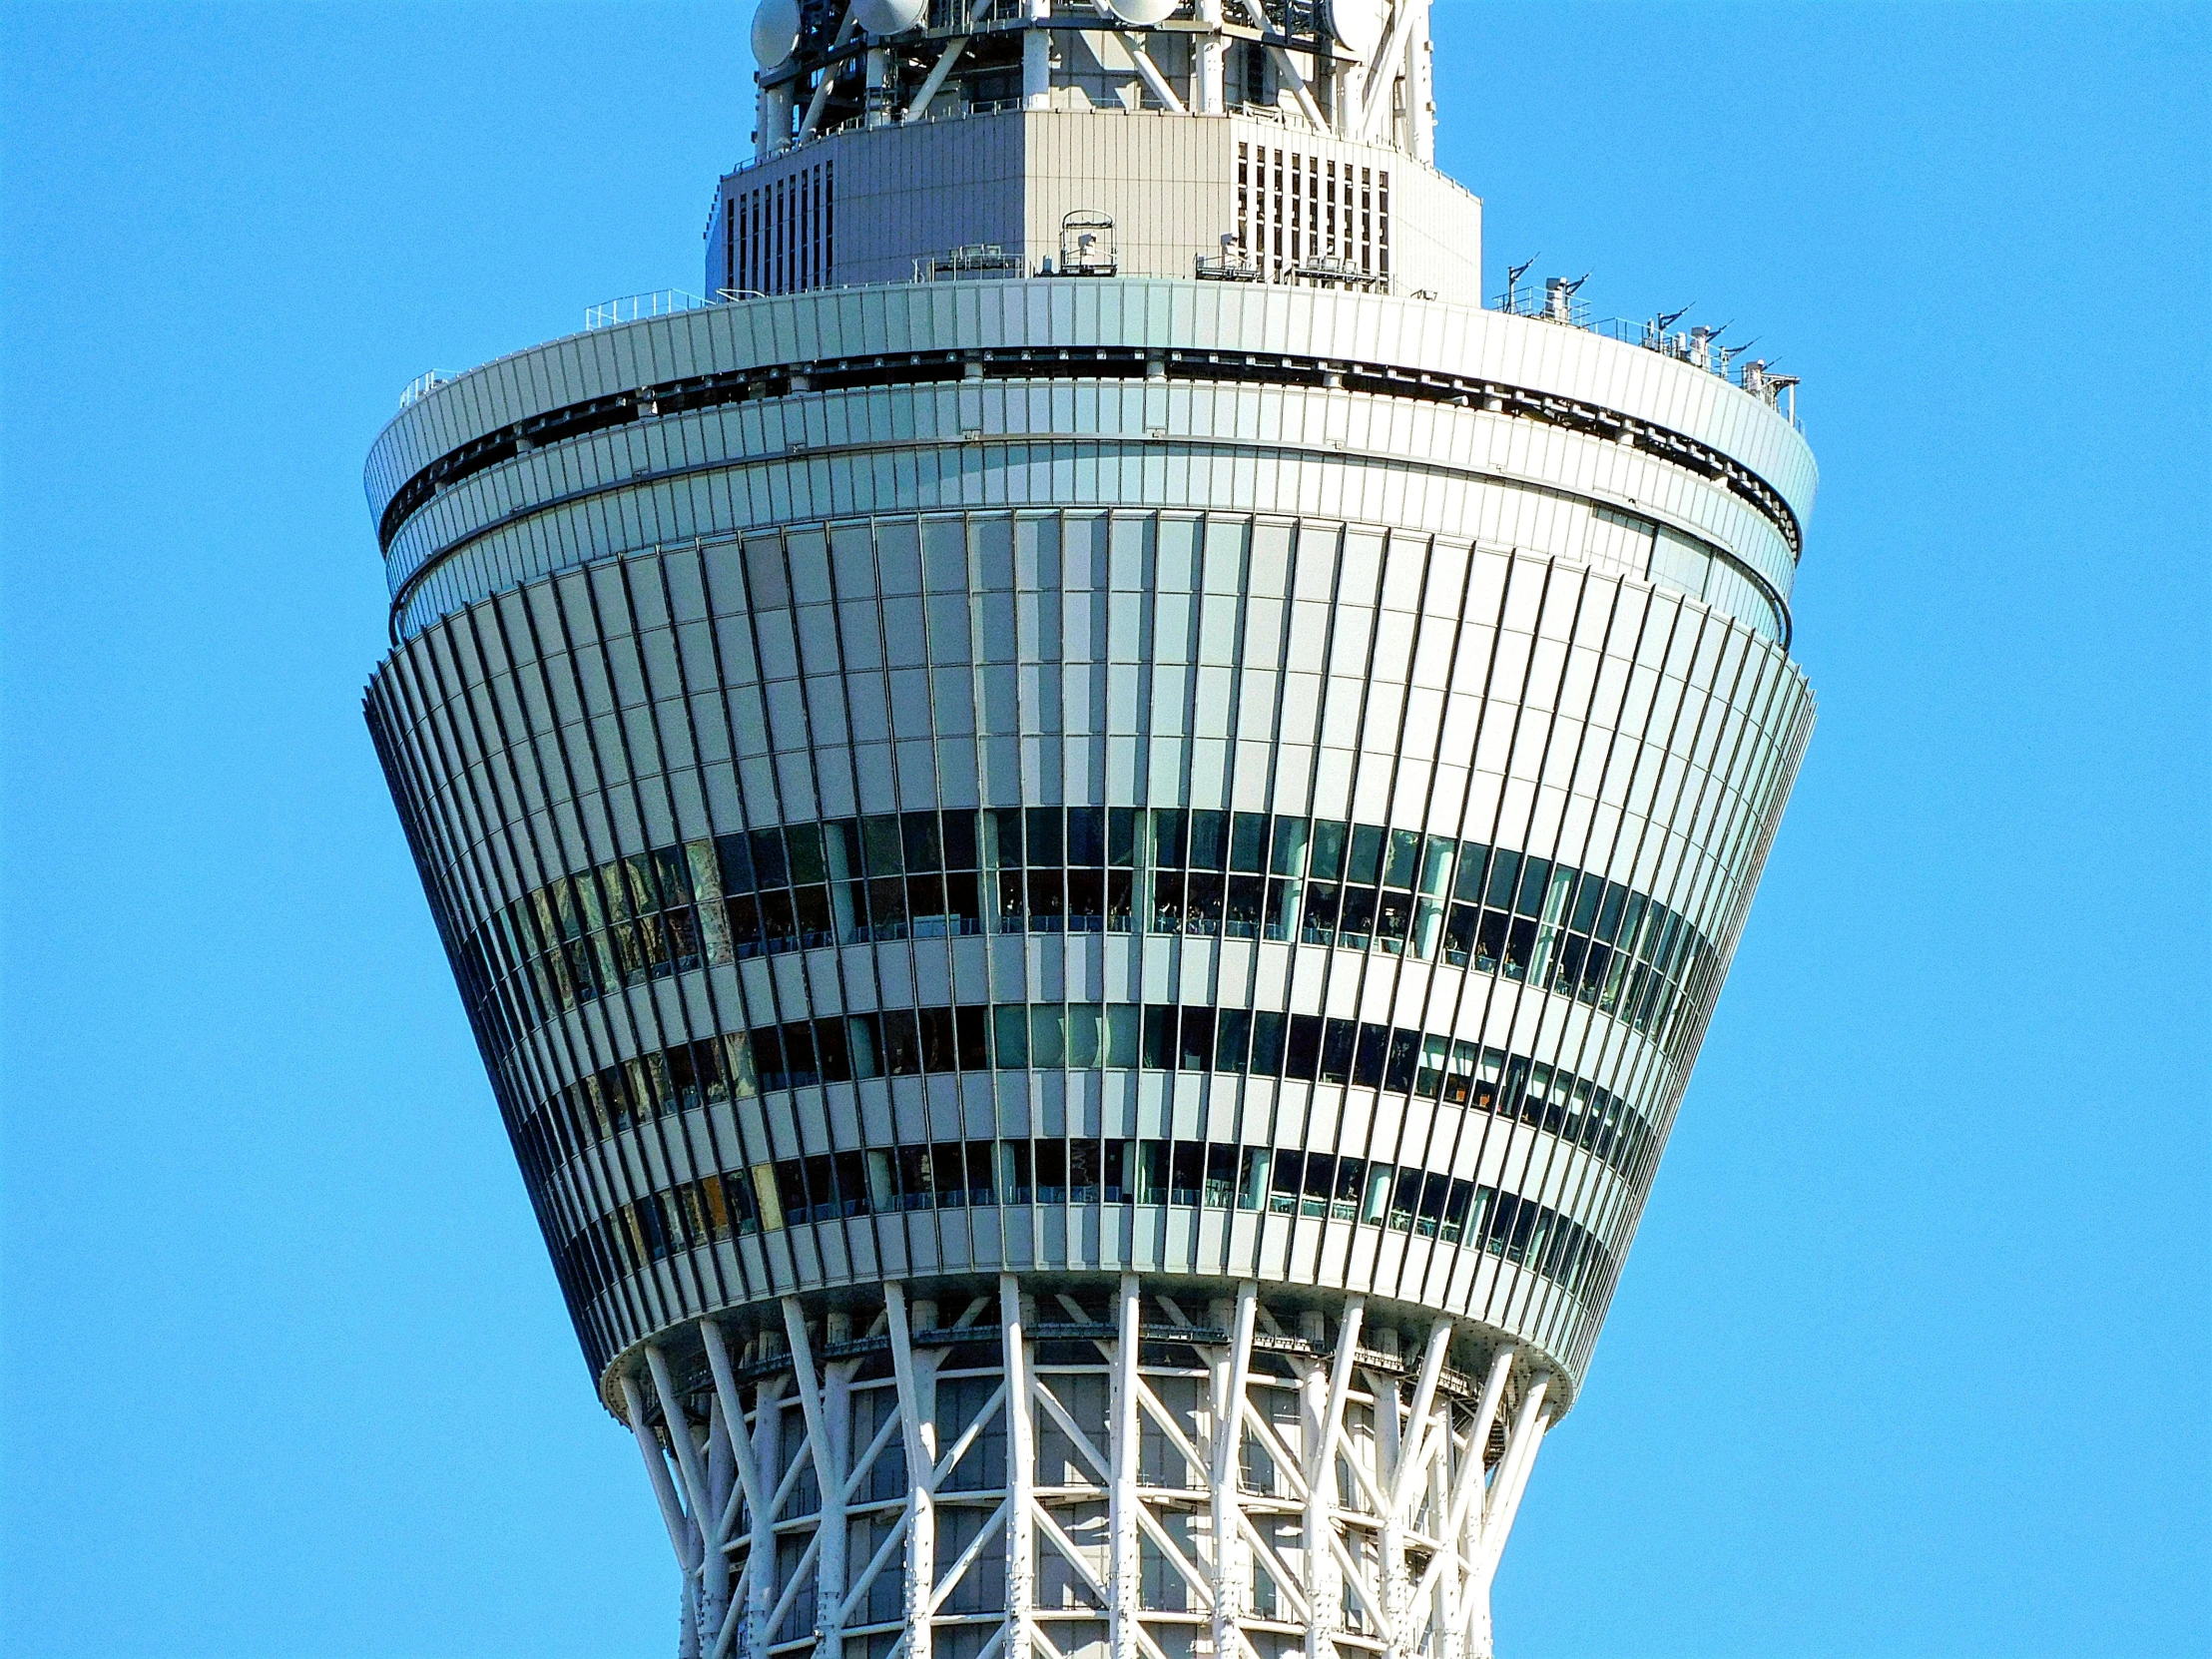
[1,4,2204,1655]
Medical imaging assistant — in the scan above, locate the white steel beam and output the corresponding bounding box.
[1474,1375,1551,1578]
[1353,0,1415,142]
[623,1371,699,1654]
[797,4,862,143]
[648,1346,718,1561]
[1002,1276,1036,1659]
[1194,0,1226,113]
[884,1283,937,1659]
[1210,1283,1257,1659]
[1109,1275,1141,1659]
[782,1300,848,1655]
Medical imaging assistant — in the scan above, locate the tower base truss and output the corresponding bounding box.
[619,1277,1552,1659]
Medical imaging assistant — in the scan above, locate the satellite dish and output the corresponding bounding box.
[751,0,800,68]
[1327,0,1385,57]
[853,0,927,34]
[1108,0,1178,25]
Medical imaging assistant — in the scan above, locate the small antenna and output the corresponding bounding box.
[1505,255,1538,286]
[1653,304,1693,332]
[1563,272,1590,295]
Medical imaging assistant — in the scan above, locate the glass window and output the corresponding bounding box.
[993,1005,1029,1068]
[941,810,979,871]
[1384,1027,1419,1094]
[1036,1138,1069,1202]
[1030,1004,1068,1067]
[845,1013,881,1079]
[1106,1004,1140,1067]
[1230,812,1268,872]
[901,812,942,872]
[749,828,789,888]
[1068,1003,1103,1068]
[1138,1141,1171,1203]
[1570,873,1603,933]
[1238,1146,1271,1210]
[1215,1008,1252,1074]
[1302,881,1341,945]
[1151,809,1186,869]
[1339,887,1377,947]
[1361,1163,1392,1224]
[1250,1010,1287,1076]
[1419,835,1454,897]
[895,1146,932,1210]
[1270,815,1310,875]
[1171,1142,1204,1205]
[1515,857,1553,916]
[1026,807,1064,866]
[1318,1019,1358,1085]
[833,1150,869,1217]
[1309,820,1347,880]
[1596,880,1628,941]
[1205,1145,1237,1209]
[778,824,824,885]
[1226,874,1265,938]
[1285,1014,1323,1081]
[985,807,1025,867]
[1353,1023,1388,1089]
[1484,849,1520,909]
[964,1141,996,1206]
[1185,871,1224,935]
[1189,809,1228,870]
[815,1018,852,1082]
[1179,1006,1214,1071]
[1107,808,1139,867]
[1142,1005,1175,1069]
[931,1144,968,1207]
[956,1005,990,1069]
[917,1007,958,1072]
[1067,807,1105,866]
[824,819,864,881]
[880,1009,921,1074]
[860,815,902,875]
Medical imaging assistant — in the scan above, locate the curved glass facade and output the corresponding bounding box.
[456,807,1718,1058]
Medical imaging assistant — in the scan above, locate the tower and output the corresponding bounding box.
[360,4,1815,1655]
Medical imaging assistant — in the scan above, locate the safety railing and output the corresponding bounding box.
[397,370,455,410]
[584,289,712,330]
[1491,277,1801,423]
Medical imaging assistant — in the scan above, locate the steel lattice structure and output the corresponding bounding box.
[358,6,1818,1655]
[619,1279,1556,1659]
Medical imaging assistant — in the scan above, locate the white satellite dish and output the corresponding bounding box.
[752,0,801,68]
[1327,0,1384,58]
[1108,0,1178,25]
[853,0,927,34]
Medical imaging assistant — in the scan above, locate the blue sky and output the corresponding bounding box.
[1,3,2204,1655]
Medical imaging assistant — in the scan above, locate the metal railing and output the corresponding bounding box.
[584,289,711,330]
[1490,276,1802,424]
[397,369,455,410]
[914,243,1024,282]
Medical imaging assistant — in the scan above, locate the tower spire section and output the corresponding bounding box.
[359,8,1819,1657]
[752,0,1433,155]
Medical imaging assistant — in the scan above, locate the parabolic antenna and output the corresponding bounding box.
[751,0,800,68]
[1327,0,1385,58]
[853,0,928,34]
[1108,0,1179,25]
